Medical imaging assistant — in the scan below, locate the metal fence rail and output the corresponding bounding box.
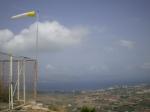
[0,51,37,111]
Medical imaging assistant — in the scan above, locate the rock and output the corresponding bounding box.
[37,103,43,107]
[31,105,41,110]
[29,101,36,105]
[40,107,49,111]
[68,104,72,107]
[23,105,32,109]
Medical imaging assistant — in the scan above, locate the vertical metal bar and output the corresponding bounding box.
[9,82,10,109]
[2,62,5,89]
[34,10,39,103]
[0,62,2,95]
[36,10,39,60]
[23,59,26,104]
[34,61,38,101]
[10,55,13,109]
[17,60,20,100]
[9,59,10,109]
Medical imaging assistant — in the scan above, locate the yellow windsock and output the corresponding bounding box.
[11,11,36,19]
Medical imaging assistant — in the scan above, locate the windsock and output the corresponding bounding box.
[11,11,36,19]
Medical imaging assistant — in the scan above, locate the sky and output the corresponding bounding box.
[0,0,150,90]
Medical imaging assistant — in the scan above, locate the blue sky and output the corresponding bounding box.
[0,0,150,90]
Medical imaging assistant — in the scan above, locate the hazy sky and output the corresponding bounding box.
[0,0,150,90]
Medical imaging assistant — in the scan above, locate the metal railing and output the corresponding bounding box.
[0,51,37,111]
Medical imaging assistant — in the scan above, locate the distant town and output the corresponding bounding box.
[35,83,150,112]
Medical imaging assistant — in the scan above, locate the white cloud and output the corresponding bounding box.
[0,21,88,53]
[0,29,14,47]
[119,40,135,49]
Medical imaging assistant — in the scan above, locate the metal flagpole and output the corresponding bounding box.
[36,10,39,60]
[34,10,39,101]
[17,60,20,101]
[10,10,38,105]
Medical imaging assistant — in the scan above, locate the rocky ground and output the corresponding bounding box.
[0,84,150,112]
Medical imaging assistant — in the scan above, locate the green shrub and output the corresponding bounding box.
[80,106,96,112]
[0,85,9,102]
[48,104,59,111]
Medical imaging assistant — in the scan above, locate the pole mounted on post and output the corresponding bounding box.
[11,10,39,104]
[34,10,39,101]
[36,10,39,60]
